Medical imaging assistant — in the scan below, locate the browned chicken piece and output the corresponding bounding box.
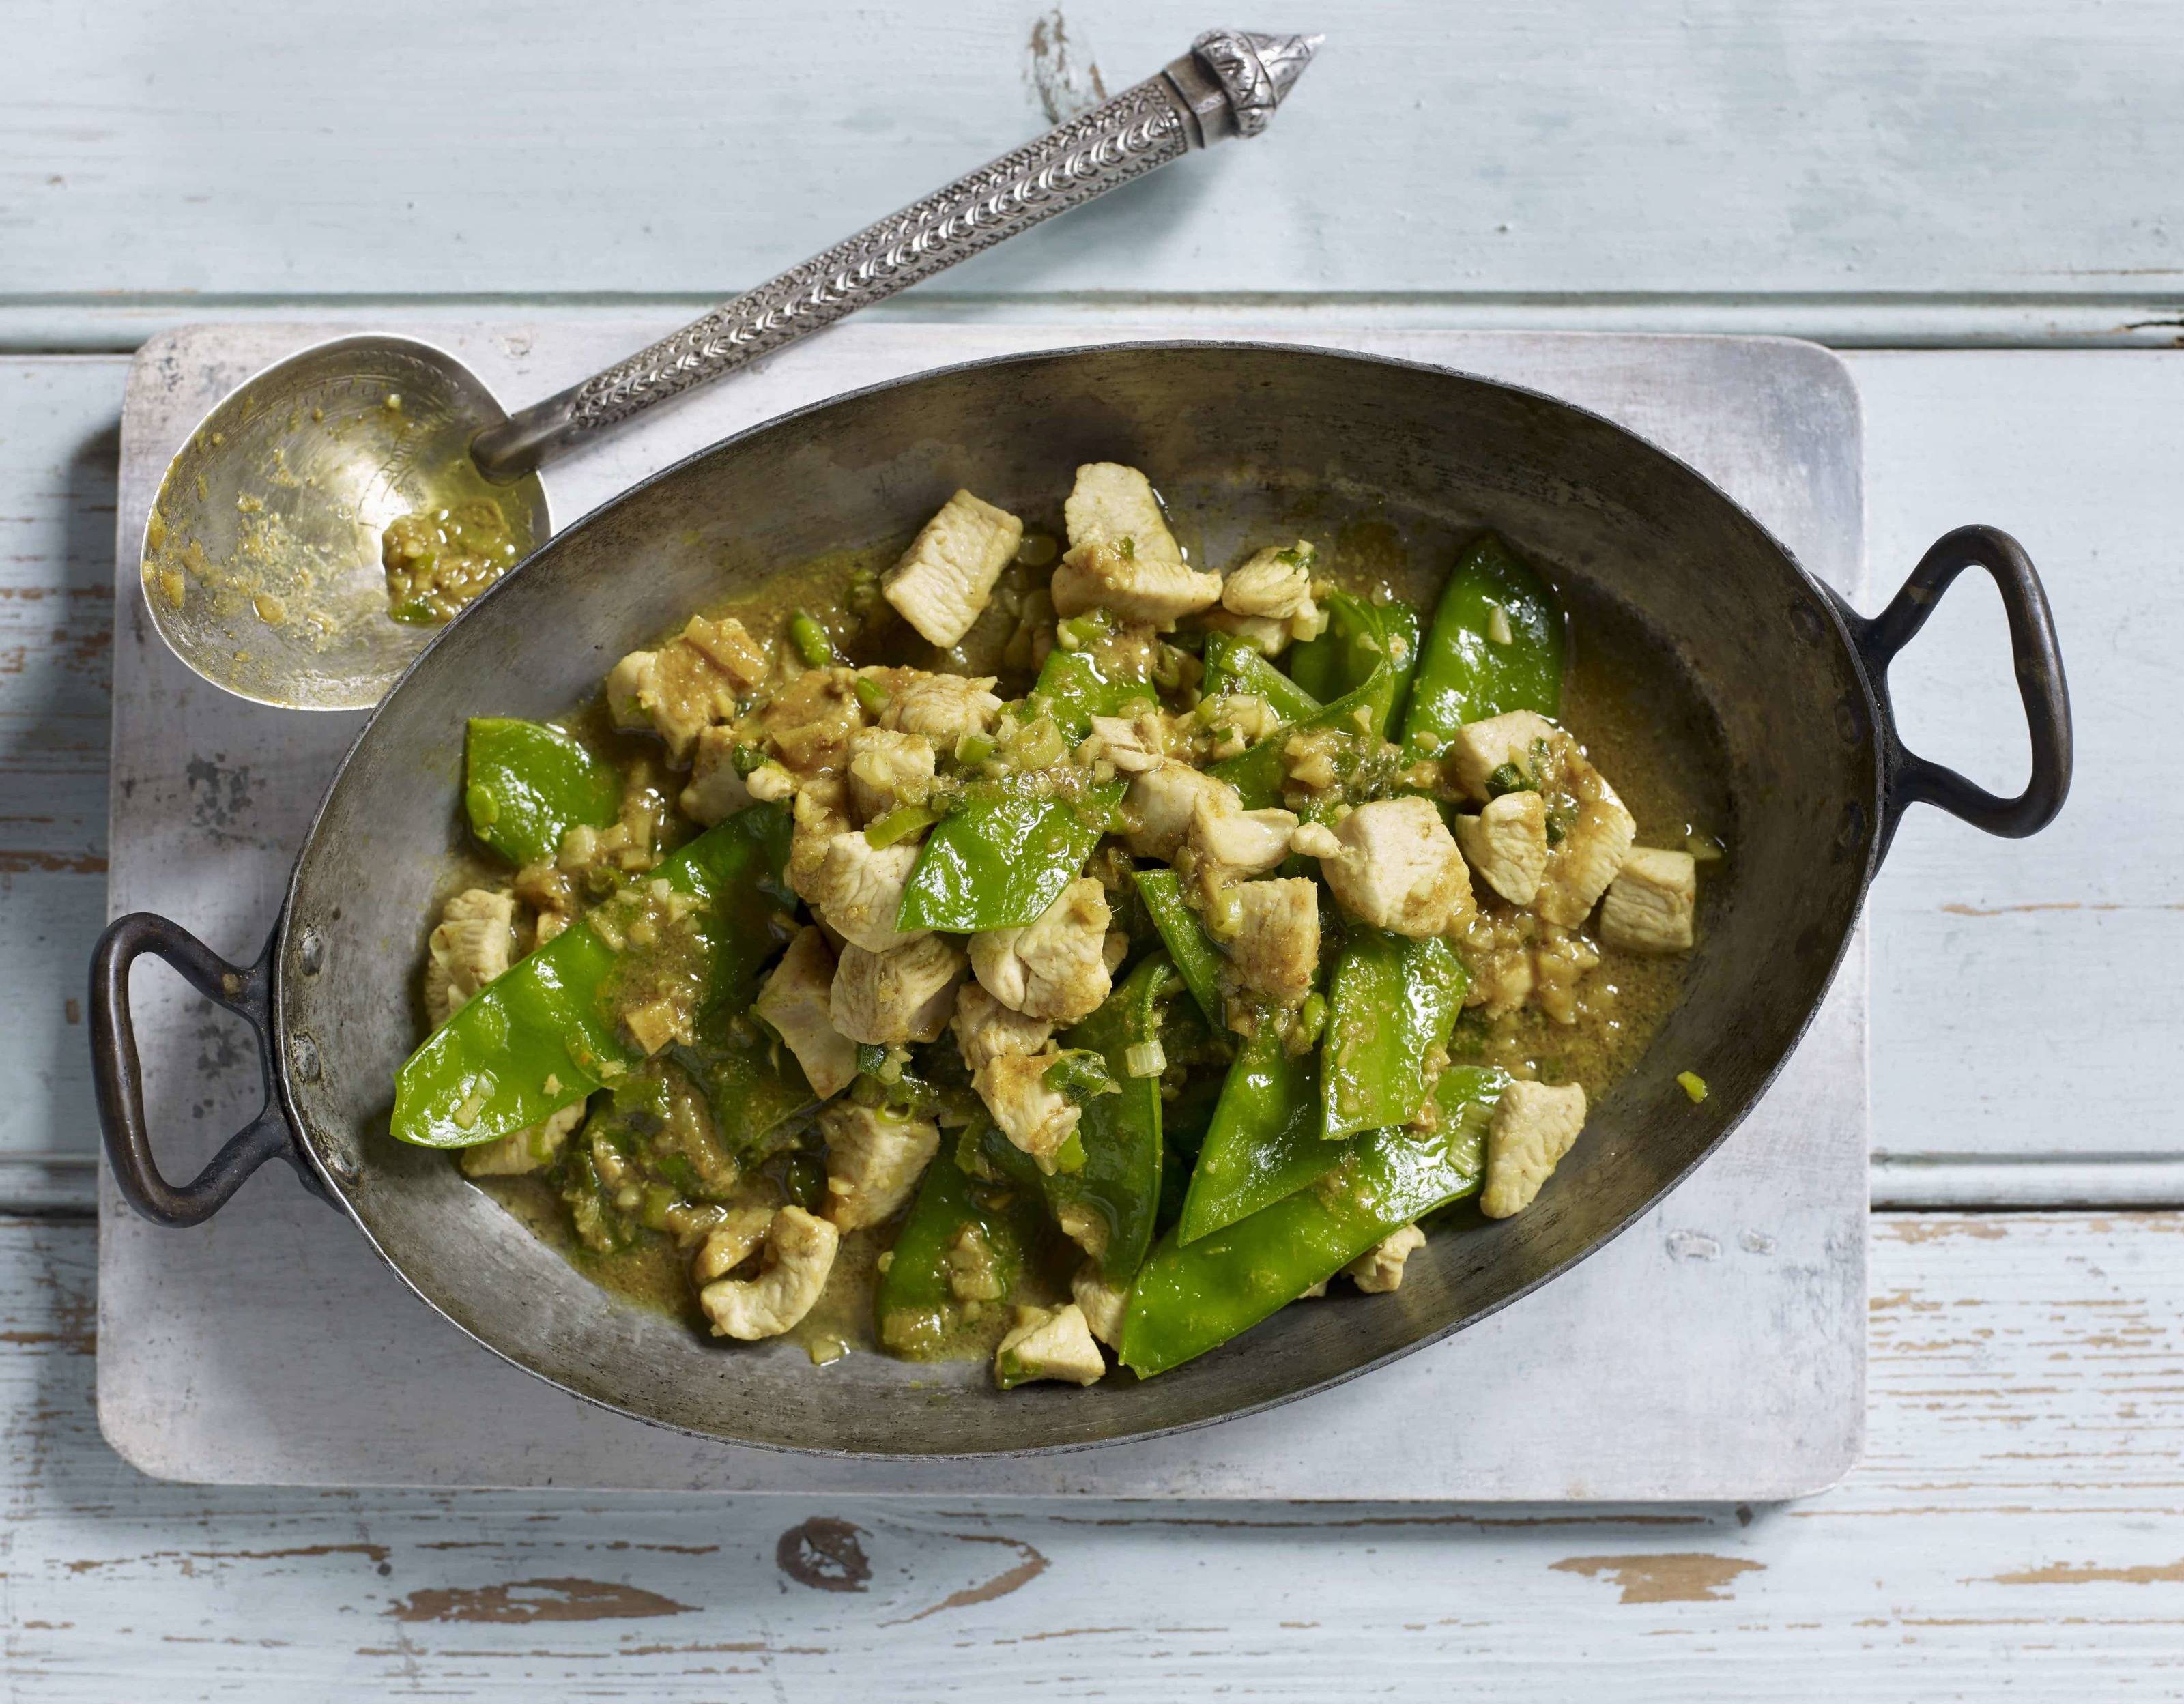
[1121,760,1240,861]
[1480,1080,1588,1218]
[699,1207,839,1340]
[1443,712,1635,927]
[845,726,936,824]
[993,1303,1107,1388]
[971,1049,1082,1175]
[1087,712,1168,773]
[1228,878,1320,1009]
[763,665,865,777]
[950,983,1057,1072]
[1061,463,1188,567]
[1453,789,1550,907]
[1071,1265,1131,1347]
[818,1101,940,1231]
[605,615,767,762]
[881,671,1005,743]
[424,888,516,1026]
[1600,846,1698,953]
[882,489,1026,648]
[1345,1224,1426,1293]
[1051,538,1224,631]
[1309,797,1477,938]
[806,832,927,955]
[1188,798,1299,880]
[679,726,751,826]
[1220,542,1327,646]
[753,926,859,1100]
[969,878,1113,1023]
[829,934,968,1045]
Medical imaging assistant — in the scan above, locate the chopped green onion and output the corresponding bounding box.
[854,675,891,716]
[1205,886,1244,942]
[730,742,767,777]
[865,802,943,849]
[1044,1049,1119,1103]
[1015,532,1059,568]
[1052,1130,1087,1174]
[1676,1071,1709,1103]
[790,611,835,669]
[1153,644,1190,689]
[1486,761,1536,798]
[1118,536,1136,560]
[954,732,996,766]
[1123,1039,1167,1080]
[1293,991,1328,1050]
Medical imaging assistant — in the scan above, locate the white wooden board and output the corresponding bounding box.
[9,1,2184,347]
[98,321,1866,1497]
[9,1212,2184,1697]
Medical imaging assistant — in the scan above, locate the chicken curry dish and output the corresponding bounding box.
[392,463,1718,1387]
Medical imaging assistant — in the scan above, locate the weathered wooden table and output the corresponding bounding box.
[5,2,2181,1694]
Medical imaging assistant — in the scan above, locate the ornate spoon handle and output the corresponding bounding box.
[471,28,1321,480]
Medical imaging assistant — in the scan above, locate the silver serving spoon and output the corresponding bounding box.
[140,27,1321,711]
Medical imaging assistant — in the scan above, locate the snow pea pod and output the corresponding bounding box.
[1404,532,1565,744]
[1030,632,1154,742]
[1133,868,1226,1028]
[1177,1022,1344,1244]
[1207,674,1385,810]
[897,779,1125,932]
[874,1139,1044,1359]
[392,802,794,1149]
[463,717,622,869]
[1287,590,1418,739]
[966,953,1174,1282]
[1118,1066,1506,1377]
[1321,927,1467,1139]
[1201,629,1322,724]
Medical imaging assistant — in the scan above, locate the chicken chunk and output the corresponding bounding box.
[950,983,1057,1071]
[786,774,854,904]
[1228,878,1320,1008]
[605,615,766,762]
[1062,462,1187,568]
[691,1203,778,1282]
[1600,846,1698,954]
[1480,1080,1588,1219]
[1312,796,1476,938]
[1200,607,1292,656]
[1072,1265,1131,1348]
[947,1224,1007,1304]
[818,1101,940,1231]
[1122,760,1240,861]
[1443,711,1565,803]
[1345,1224,1426,1293]
[699,1206,839,1340]
[970,878,1113,1023]
[882,489,1026,648]
[1087,712,1166,774]
[1221,542,1325,644]
[754,926,858,1100]
[972,1050,1082,1174]
[807,832,926,955]
[845,726,936,824]
[1442,712,1635,927]
[993,1303,1108,1389]
[1051,538,1224,631]
[829,934,968,1046]
[881,671,1003,744]
[1188,800,1299,882]
[459,1101,584,1179]
[1453,790,1551,907]
[424,888,516,1026]
[763,665,865,777]
[678,726,752,826]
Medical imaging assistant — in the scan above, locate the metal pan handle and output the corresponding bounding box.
[1844,523,2072,850]
[89,913,319,1226]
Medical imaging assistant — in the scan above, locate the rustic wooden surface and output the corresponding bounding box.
[4,0,2180,1691]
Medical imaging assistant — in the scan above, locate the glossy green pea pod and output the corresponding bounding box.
[1201,629,1322,725]
[874,1140,1044,1359]
[1287,590,1418,740]
[1118,1067,1507,1378]
[1321,927,1468,1139]
[1207,674,1385,811]
[1132,869,1226,1028]
[897,779,1125,932]
[1177,1022,1345,1245]
[392,803,794,1149]
[1404,532,1566,745]
[463,717,622,869]
[968,953,1175,1283]
[1030,635,1155,742]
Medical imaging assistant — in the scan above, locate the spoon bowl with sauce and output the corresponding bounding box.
[132,29,1322,710]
